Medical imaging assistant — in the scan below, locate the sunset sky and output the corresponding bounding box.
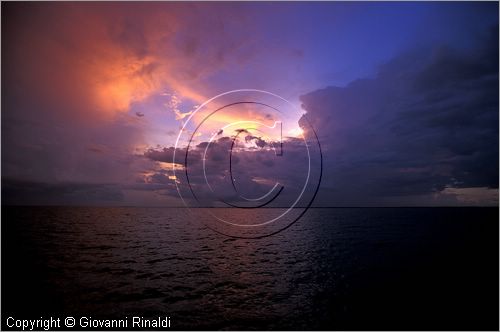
[2,2,498,206]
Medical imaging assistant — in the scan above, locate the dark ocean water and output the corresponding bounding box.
[2,207,498,330]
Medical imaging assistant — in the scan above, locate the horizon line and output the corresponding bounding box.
[1,205,498,209]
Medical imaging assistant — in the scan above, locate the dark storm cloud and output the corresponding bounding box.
[245,135,268,148]
[144,147,179,163]
[142,135,318,206]
[300,25,498,205]
[2,179,124,206]
[2,176,183,206]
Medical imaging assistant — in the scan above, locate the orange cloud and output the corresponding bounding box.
[4,2,215,123]
[93,56,161,113]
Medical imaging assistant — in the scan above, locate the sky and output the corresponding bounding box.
[2,1,498,206]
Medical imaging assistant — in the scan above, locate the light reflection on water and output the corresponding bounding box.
[3,207,498,330]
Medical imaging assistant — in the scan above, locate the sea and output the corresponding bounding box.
[2,207,498,330]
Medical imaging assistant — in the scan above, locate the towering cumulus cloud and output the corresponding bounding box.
[300,26,499,206]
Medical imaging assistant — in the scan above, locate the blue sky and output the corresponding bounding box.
[2,2,498,206]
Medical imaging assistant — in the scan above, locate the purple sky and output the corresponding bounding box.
[2,2,498,206]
